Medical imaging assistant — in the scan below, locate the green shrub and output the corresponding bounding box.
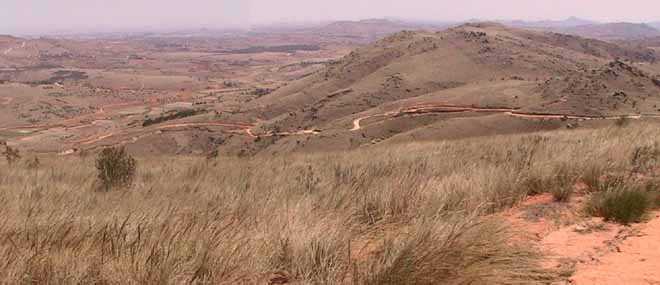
[586,188,650,224]
[95,147,137,191]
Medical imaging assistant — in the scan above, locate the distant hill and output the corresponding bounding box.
[313,19,449,43]
[243,19,452,46]
[650,22,660,30]
[556,23,660,41]
[503,17,597,29]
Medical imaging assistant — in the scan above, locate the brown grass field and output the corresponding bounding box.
[1,122,658,284]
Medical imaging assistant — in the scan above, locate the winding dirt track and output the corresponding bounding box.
[10,101,660,152]
[350,104,660,131]
[69,121,321,149]
[72,121,255,146]
[2,41,25,56]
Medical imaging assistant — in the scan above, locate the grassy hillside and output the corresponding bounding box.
[0,122,658,283]
[234,23,660,154]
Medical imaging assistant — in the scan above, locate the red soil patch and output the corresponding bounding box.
[505,193,660,284]
[571,212,660,285]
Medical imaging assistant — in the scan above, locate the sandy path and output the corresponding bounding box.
[505,193,660,285]
[351,111,400,131]
[78,133,115,146]
[571,214,660,284]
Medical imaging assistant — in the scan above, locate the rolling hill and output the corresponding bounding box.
[239,23,660,153]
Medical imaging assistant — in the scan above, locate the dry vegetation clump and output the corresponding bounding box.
[614,116,631,128]
[582,143,660,224]
[631,143,659,174]
[548,164,578,202]
[584,174,659,225]
[2,144,21,165]
[0,124,658,283]
[95,146,137,191]
[585,185,651,224]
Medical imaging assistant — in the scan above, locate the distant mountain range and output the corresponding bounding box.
[649,22,660,30]
[556,22,660,41]
[500,18,660,41]
[300,18,660,42]
[8,17,660,44]
[502,17,597,28]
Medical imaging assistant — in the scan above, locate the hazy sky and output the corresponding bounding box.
[2,0,659,35]
[0,0,249,34]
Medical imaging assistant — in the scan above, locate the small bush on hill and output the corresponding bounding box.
[95,147,137,191]
[2,144,21,165]
[615,116,630,128]
[585,180,652,225]
[25,156,40,169]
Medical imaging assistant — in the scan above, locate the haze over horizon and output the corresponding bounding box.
[2,0,660,35]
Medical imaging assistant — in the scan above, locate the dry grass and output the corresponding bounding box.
[0,123,658,283]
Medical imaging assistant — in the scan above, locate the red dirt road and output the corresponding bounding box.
[350,103,660,131]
